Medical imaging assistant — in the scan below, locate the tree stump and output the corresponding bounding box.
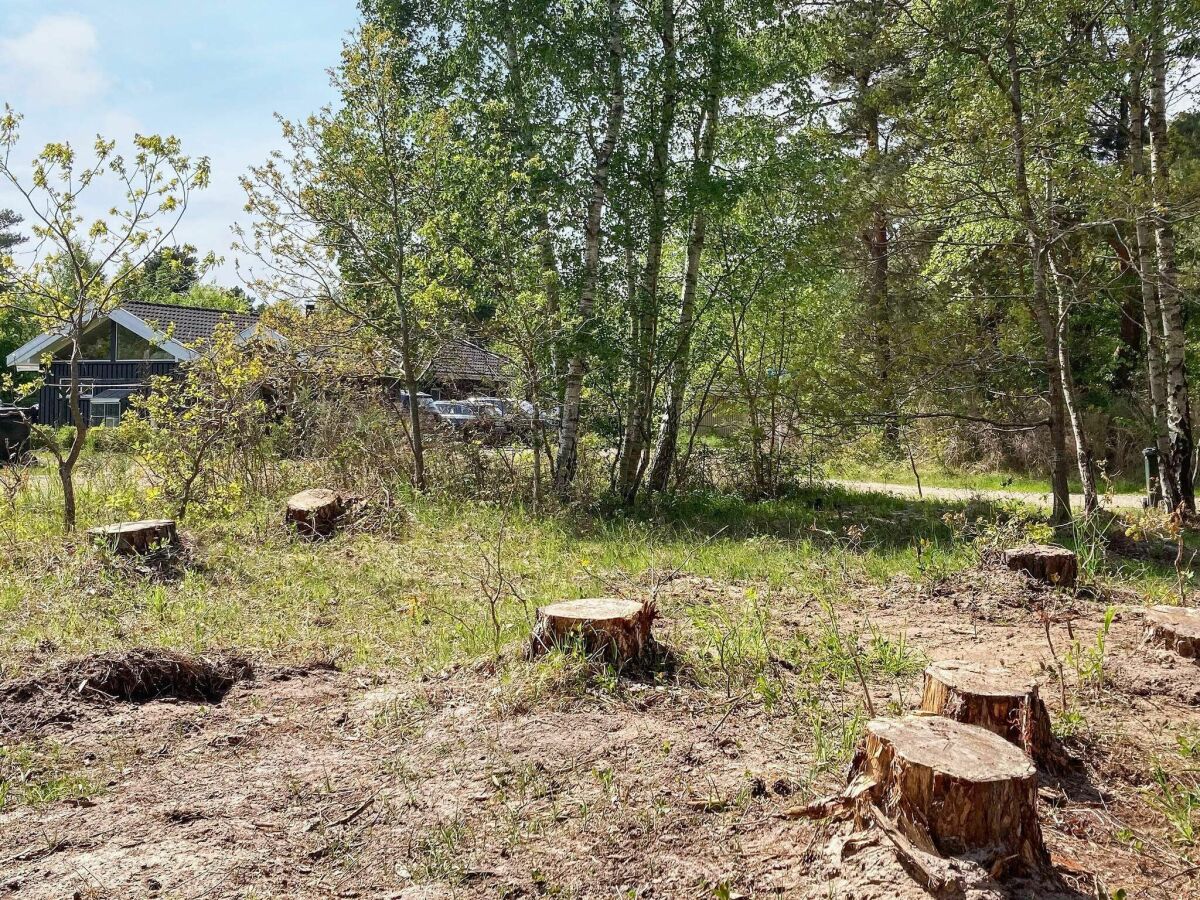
[854,716,1049,872]
[1002,544,1077,587]
[88,519,179,555]
[1144,606,1200,659]
[286,489,346,539]
[920,661,1064,771]
[528,598,655,664]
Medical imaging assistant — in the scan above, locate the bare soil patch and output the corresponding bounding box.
[2,568,1199,898]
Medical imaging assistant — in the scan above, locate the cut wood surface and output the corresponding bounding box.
[856,716,1048,872]
[529,598,655,664]
[286,489,346,539]
[1144,605,1200,659]
[1002,544,1078,587]
[88,519,179,555]
[920,660,1063,770]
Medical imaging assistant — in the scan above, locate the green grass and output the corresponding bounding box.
[0,450,1185,685]
[0,742,102,811]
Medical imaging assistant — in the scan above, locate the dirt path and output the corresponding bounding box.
[834,479,1146,511]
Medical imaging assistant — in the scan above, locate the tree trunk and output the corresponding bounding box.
[1047,247,1099,515]
[617,0,677,504]
[1148,0,1194,512]
[89,519,180,555]
[853,716,1049,873]
[919,661,1066,771]
[528,598,655,665]
[1143,605,1200,659]
[1001,543,1078,587]
[647,29,721,494]
[60,337,88,533]
[399,323,427,493]
[1127,39,1179,508]
[1002,8,1070,525]
[860,72,897,452]
[555,0,625,494]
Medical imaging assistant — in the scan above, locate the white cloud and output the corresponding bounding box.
[0,14,108,107]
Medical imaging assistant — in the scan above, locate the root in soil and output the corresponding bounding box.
[1,647,253,705]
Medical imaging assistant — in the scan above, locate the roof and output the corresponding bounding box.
[91,388,138,403]
[423,338,513,384]
[119,302,259,345]
[7,300,263,370]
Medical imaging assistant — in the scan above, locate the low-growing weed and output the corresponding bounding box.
[0,742,102,811]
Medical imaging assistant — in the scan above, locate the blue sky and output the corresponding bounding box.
[0,1,361,283]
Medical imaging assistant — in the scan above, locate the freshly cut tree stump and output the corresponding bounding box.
[88,519,179,555]
[529,598,655,664]
[920,661,1064,771]
[1144,606,1200,659]
[854,716,1049,872]
[1002,544,1077,587]
[286,489,346,539]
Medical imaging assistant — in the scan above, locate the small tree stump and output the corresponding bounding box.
[1002,544,1077,587]
[920,661,1064,771]
[1144,606,1200,659]
[854,716,1049,872]
[529,598,655,664]
[286,489,346,539]
[88,519,179,555]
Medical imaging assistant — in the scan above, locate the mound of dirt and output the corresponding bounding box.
[1,647,253,706]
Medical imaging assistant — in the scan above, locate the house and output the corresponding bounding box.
[419,337,514,400]
[6,301,264,427]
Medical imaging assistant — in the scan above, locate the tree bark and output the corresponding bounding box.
[1047,246,1099,515]
[853,716,1049,872]
[617,0,677,504]
[1148,0,1194,512]
[555,0,626,494]
[1002,5,1071,525]
[528,597,655,664]
[59,331,88,533]
[919,661,1066,771]
[860,71,898,453]
[1127,32,1179,508]
[647,25,721,494]
[1144,605,1200,659]
[1001,543,1078,587]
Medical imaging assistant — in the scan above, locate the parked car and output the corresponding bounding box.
[428,399,512,444]
[396,390,436,411]
[466,397,558,442]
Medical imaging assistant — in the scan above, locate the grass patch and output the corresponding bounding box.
[0,742,102,811]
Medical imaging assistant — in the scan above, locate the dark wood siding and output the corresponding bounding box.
[35,360,178,426]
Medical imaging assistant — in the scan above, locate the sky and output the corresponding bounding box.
[0,1,362,285]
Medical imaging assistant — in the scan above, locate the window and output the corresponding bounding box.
[55,323,111,361]
[89,401,121,428]
[116,325,173,361]
[87,388,136,428]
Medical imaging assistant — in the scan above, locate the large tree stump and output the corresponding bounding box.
[1144,606,1200,659]
[88,519,179,555]
[854,716,1049,873]
[528,598,655,665]
[1002,544,1077,587]
[920,661,1065,771]
[286,489,347,539]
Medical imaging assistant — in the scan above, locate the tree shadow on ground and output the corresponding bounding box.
[578,485,1032,553]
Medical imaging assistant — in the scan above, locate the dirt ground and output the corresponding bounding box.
[3,566,1199,899]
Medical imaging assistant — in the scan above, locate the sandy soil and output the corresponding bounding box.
[833,480,1146,511]
[2,566,1199,899]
